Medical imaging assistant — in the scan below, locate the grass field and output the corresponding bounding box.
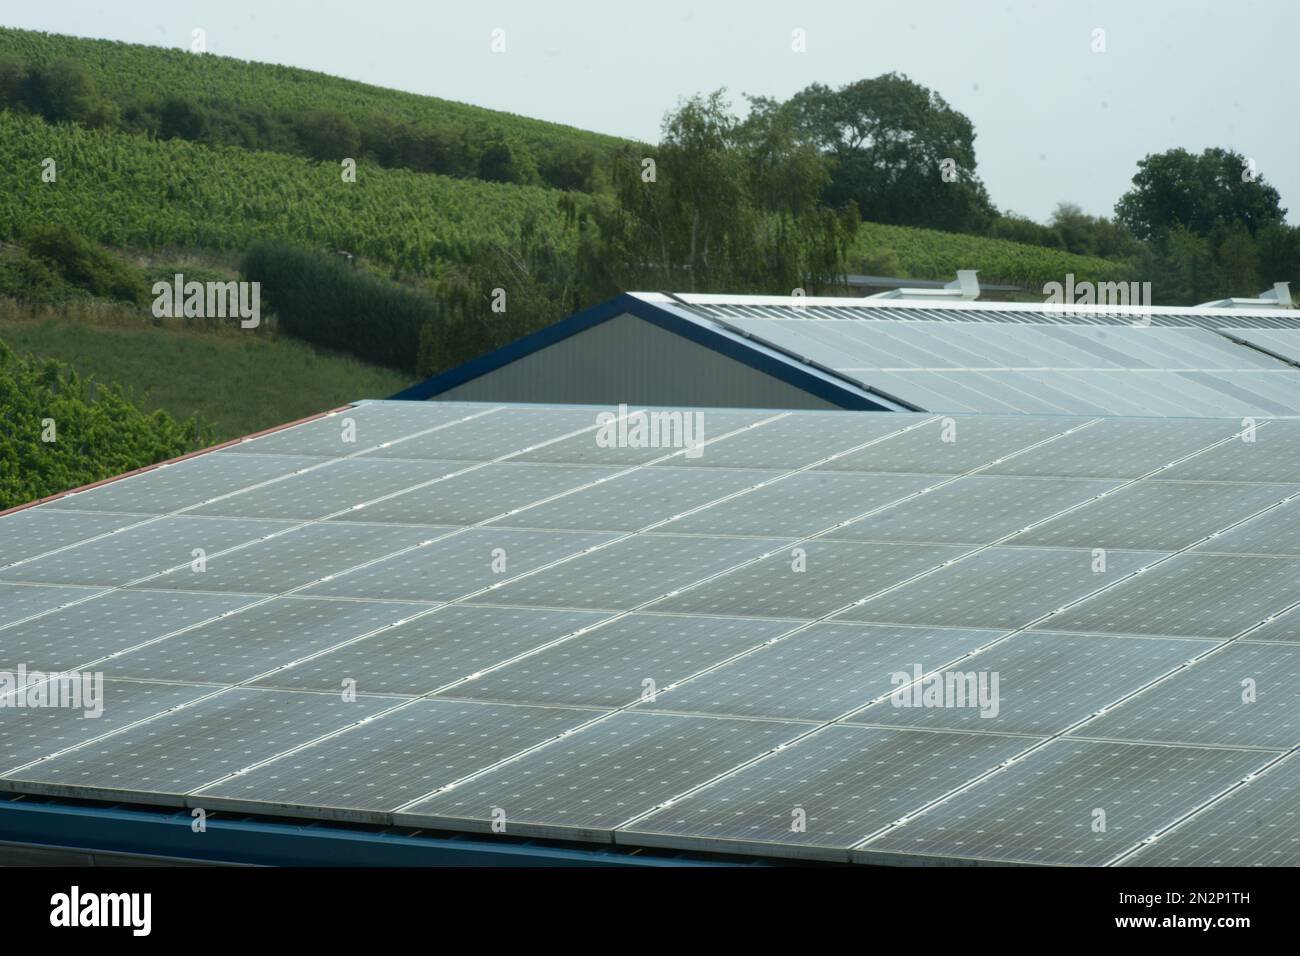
[0,309,410,444]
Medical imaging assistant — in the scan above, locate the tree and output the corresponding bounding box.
[577,91,857,296]
[1115,147,1286,241]
[770,73,996,233]
[158,96,208,141]
[20,58,116,127]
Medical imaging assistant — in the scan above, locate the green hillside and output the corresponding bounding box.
[0,110,579,273]
[0,27,624,154]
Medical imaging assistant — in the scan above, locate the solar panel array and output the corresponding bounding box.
[1,401,1297,866]
[703,315,1300,416]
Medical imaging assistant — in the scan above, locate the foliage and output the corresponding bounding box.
[1115,147,1286,241]
[0,110,579,275]
[0,27,624,192]
[0,337,207,510]
[761,74,997,234]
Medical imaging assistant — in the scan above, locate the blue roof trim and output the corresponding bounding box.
[0,794,755,867]
[388,293,899,410]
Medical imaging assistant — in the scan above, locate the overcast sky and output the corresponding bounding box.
[8,0,1297,224]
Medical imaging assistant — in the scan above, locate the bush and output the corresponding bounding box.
[241,241,440,371]
[18,223,148,304]
[0,339,207,510]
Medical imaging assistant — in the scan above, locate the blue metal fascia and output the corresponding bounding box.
[0,797,741,867]
[387,293,896,410]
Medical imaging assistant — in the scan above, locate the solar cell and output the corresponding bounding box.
[838,547,1159,630]
[43,453,318,515]
[251,605,610,696]
[622,725,1033,862]
[1154,420,1300,482]
[222,403,482,458]
[487,465,777,532]
[190,459,465,521]
[0,583,107,625]
[828,475,1120,546]
[142,521,439,594]
[1037,554,1300,639]
[512,409,775,466]
[362,406,606,461]
[1192,498,1300,557]
[0,510,151,566]
[980,419,1240,479]
[1117,754,1300,867]
[302,528,618,603]
[448,613,794,709]
[655,541,968,620]
[1072,642,1300,749]
[463,533,792,612]
[331,462,619,527]
[396,711,803,841]
[195,699,596,822]
[654,414,918,469]
[849,631,1205,736]
[0,679,217,773]
[816,415,1078,475]
[2,687,395,801]
[0,517,290,588]
[1007,481,1298,552]
[98,597,432,685]
[642,622,1000,721]
[0,589,259,672]
[661,472,939,539]
[856,739,1272,866]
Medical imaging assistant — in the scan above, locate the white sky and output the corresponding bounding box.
[7,0,1298,224]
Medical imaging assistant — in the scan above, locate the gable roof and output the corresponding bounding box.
[395,292,1300,416]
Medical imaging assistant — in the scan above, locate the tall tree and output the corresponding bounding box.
[1115,147,1286,241]
[765,73,996,233]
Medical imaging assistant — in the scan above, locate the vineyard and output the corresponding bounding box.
[0,111,581,274]
[855,221,1134,288]
[0,27,625,157]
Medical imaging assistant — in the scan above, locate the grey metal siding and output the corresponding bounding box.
[434,313,840,409]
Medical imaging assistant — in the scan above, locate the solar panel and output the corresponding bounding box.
[850,631,1206,736]
[1073,642,1300,749]
[45,452,317,515]
[487,465,775,532]
[838,546,1159,630]
[1,401,1296,866]
[1007,481,1298,552]
[396,711,803,841]
[642,622,1001,721]
[1225,328,1300,365]
[301,528,618,603]
[1117,753,1300,867]
[195,699,596,822]
[0,517,291,587]
[856,739,1272,866]
[827,475,1120,546]
[816,415,1078,474]
[622,725,1031,862]
[448,613,794,709]
[0,589,258,672]
[1037,554,1300,639]
[97,597,430,685]
[464,533,792,612]
[251,604,607,696]
[655,541,969,620]
[4,687,395,802]
[331,462,620,527]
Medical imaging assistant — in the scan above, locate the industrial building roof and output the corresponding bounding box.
[2,400,1297,866]
[397,292,1300,417]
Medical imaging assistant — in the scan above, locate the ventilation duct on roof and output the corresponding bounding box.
[1197,281,1292,310]
[865,269,980,302]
